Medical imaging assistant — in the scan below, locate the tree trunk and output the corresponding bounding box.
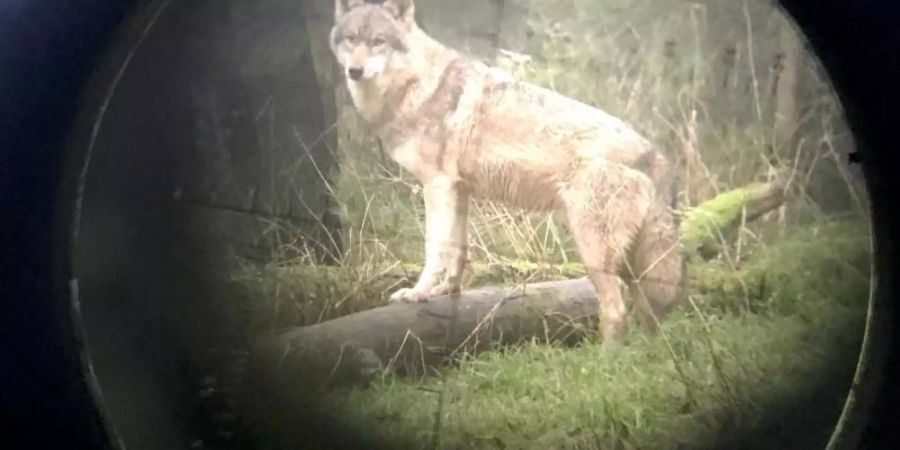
[166,0,343,264]
[301,0,345,264]
[773,14,802,156]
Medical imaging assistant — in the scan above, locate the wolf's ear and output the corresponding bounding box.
[382,0,415,25]
[335,0,365,18]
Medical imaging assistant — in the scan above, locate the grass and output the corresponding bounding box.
[324,306,863,449]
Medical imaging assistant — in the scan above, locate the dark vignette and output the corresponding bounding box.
[0,1,136,449]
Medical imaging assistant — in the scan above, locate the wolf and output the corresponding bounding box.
[329,0,685,346]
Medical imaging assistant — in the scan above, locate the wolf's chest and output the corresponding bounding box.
[347,81,383,123]
[386,139,430,179]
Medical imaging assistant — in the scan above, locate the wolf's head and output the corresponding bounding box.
[330,0,416,82]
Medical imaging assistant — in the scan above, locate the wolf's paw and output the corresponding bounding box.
[600,337,624,352]
[388,288,430,304]
[429,281,461,297]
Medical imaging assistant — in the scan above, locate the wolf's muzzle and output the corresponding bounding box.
[347,66,364,81]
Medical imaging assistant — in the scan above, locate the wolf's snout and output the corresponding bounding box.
[347,66,364,81]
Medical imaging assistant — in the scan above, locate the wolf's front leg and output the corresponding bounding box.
[389,177,469,303]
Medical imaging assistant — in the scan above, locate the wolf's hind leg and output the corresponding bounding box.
[562,169,652,348]
[389,177,469,303]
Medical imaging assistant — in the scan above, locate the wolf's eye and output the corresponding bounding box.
[345,34,358,44]
[372,37,387,47]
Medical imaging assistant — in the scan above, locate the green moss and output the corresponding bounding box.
[465,260,586,286]
[678,183,772,259]
[688,219,871,315]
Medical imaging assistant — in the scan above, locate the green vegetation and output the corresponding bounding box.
[312,218,868,449]
[328,316,861,449]
[677,180,782,259]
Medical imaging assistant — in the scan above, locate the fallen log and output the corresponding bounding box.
[250,277,599,387]
[679,172,789,260]
[249,174,791,387]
